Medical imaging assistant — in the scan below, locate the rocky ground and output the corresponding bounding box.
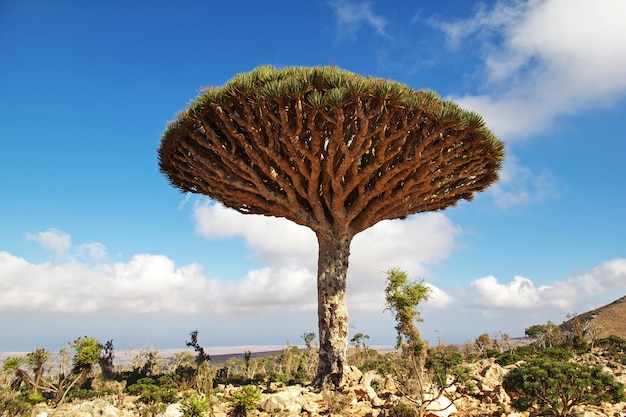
[28,353,626,417]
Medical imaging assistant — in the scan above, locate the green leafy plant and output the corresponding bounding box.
[180,393,210,417]
[525,321,565,348]
[127,377,177,405]
[0,390,32,417]
[72,336,102,373]
[495,352,523,366]
[370,379,383,392]
[3,356,27,391]
[425,345,469,390]
[503,357,625,417]
[388,403,418,417]
[595,336,626,364]
[26,348,50,393]
[228,384,261,417]
[384,268,431,350]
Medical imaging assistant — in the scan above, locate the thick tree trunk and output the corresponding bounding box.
[314,230,352,389]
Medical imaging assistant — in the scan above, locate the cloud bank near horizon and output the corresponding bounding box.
[2,213,624,322]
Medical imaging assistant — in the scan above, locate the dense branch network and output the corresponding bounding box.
[159,66,504,238]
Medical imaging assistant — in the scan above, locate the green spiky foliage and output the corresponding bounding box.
[158,65,504,388]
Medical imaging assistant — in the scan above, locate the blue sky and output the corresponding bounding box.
[1,0,625,352]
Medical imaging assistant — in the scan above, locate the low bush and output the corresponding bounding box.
[127,377,177,405]
[503,357,625,417]
[388,403,418,417]
[180,393,210,417]
[596,336,626,364]
[495,352,523,366]
[228,384,261,417]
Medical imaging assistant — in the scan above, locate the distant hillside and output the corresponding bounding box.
[561,295,626,340]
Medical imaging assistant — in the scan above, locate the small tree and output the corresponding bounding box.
[3,356,27,391]
[26,348,50,393]
[301,332,316,350]
[186,330,211,365]
[98,339,116,379]
[585,321,605,349]
[384,268,431,352]
[474,333,491,357]
[385,268,461,417]
[71,336,102,373]
[350,332,371,367]
[299,332,318,381]
[498,331,512,352]
[525,321,564,348]
[56,336,102,404]
[503,357,625,417]
[229,384,261,417]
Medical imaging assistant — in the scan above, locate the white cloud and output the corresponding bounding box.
[6,224,624,345]
[193,201,317,268]
[438,0,626,140]
[330,0,391,40]
[3,227,625,346]
[78,242,107,260]
[469,275,547,309]
[467,258,626,311]
[423,283,454,309]
[561,258,626,296]
[26,228,109,263]
[26,228,71,259]
[193,201,459,312]
[3,208,459,317]
[0,251,214,314]
[219,266,317,314]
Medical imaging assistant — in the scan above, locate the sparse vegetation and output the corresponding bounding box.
[2,305,626,416]
[382,268,472,417]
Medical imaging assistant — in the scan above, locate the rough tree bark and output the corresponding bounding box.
[315,229,352,388]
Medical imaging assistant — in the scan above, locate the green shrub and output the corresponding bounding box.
[370,379,383,392]
[72,336,102,373]
[513,345,537,357]
[503,357,625,417]
[538,346,572,361]
[0,390,32,417]
[597,335,626,349]
[228,384,261,417]
[596,336,626,364]
[66,388,117,401]
[180,394,210,417]
[359,349,394,375]
[425,345,464,388]
[127,377,177,405]
[388,403,418,417]
[495,352,523,366]
[251,371,288,384]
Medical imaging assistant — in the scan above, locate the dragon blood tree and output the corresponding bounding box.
[158,66,505,388]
